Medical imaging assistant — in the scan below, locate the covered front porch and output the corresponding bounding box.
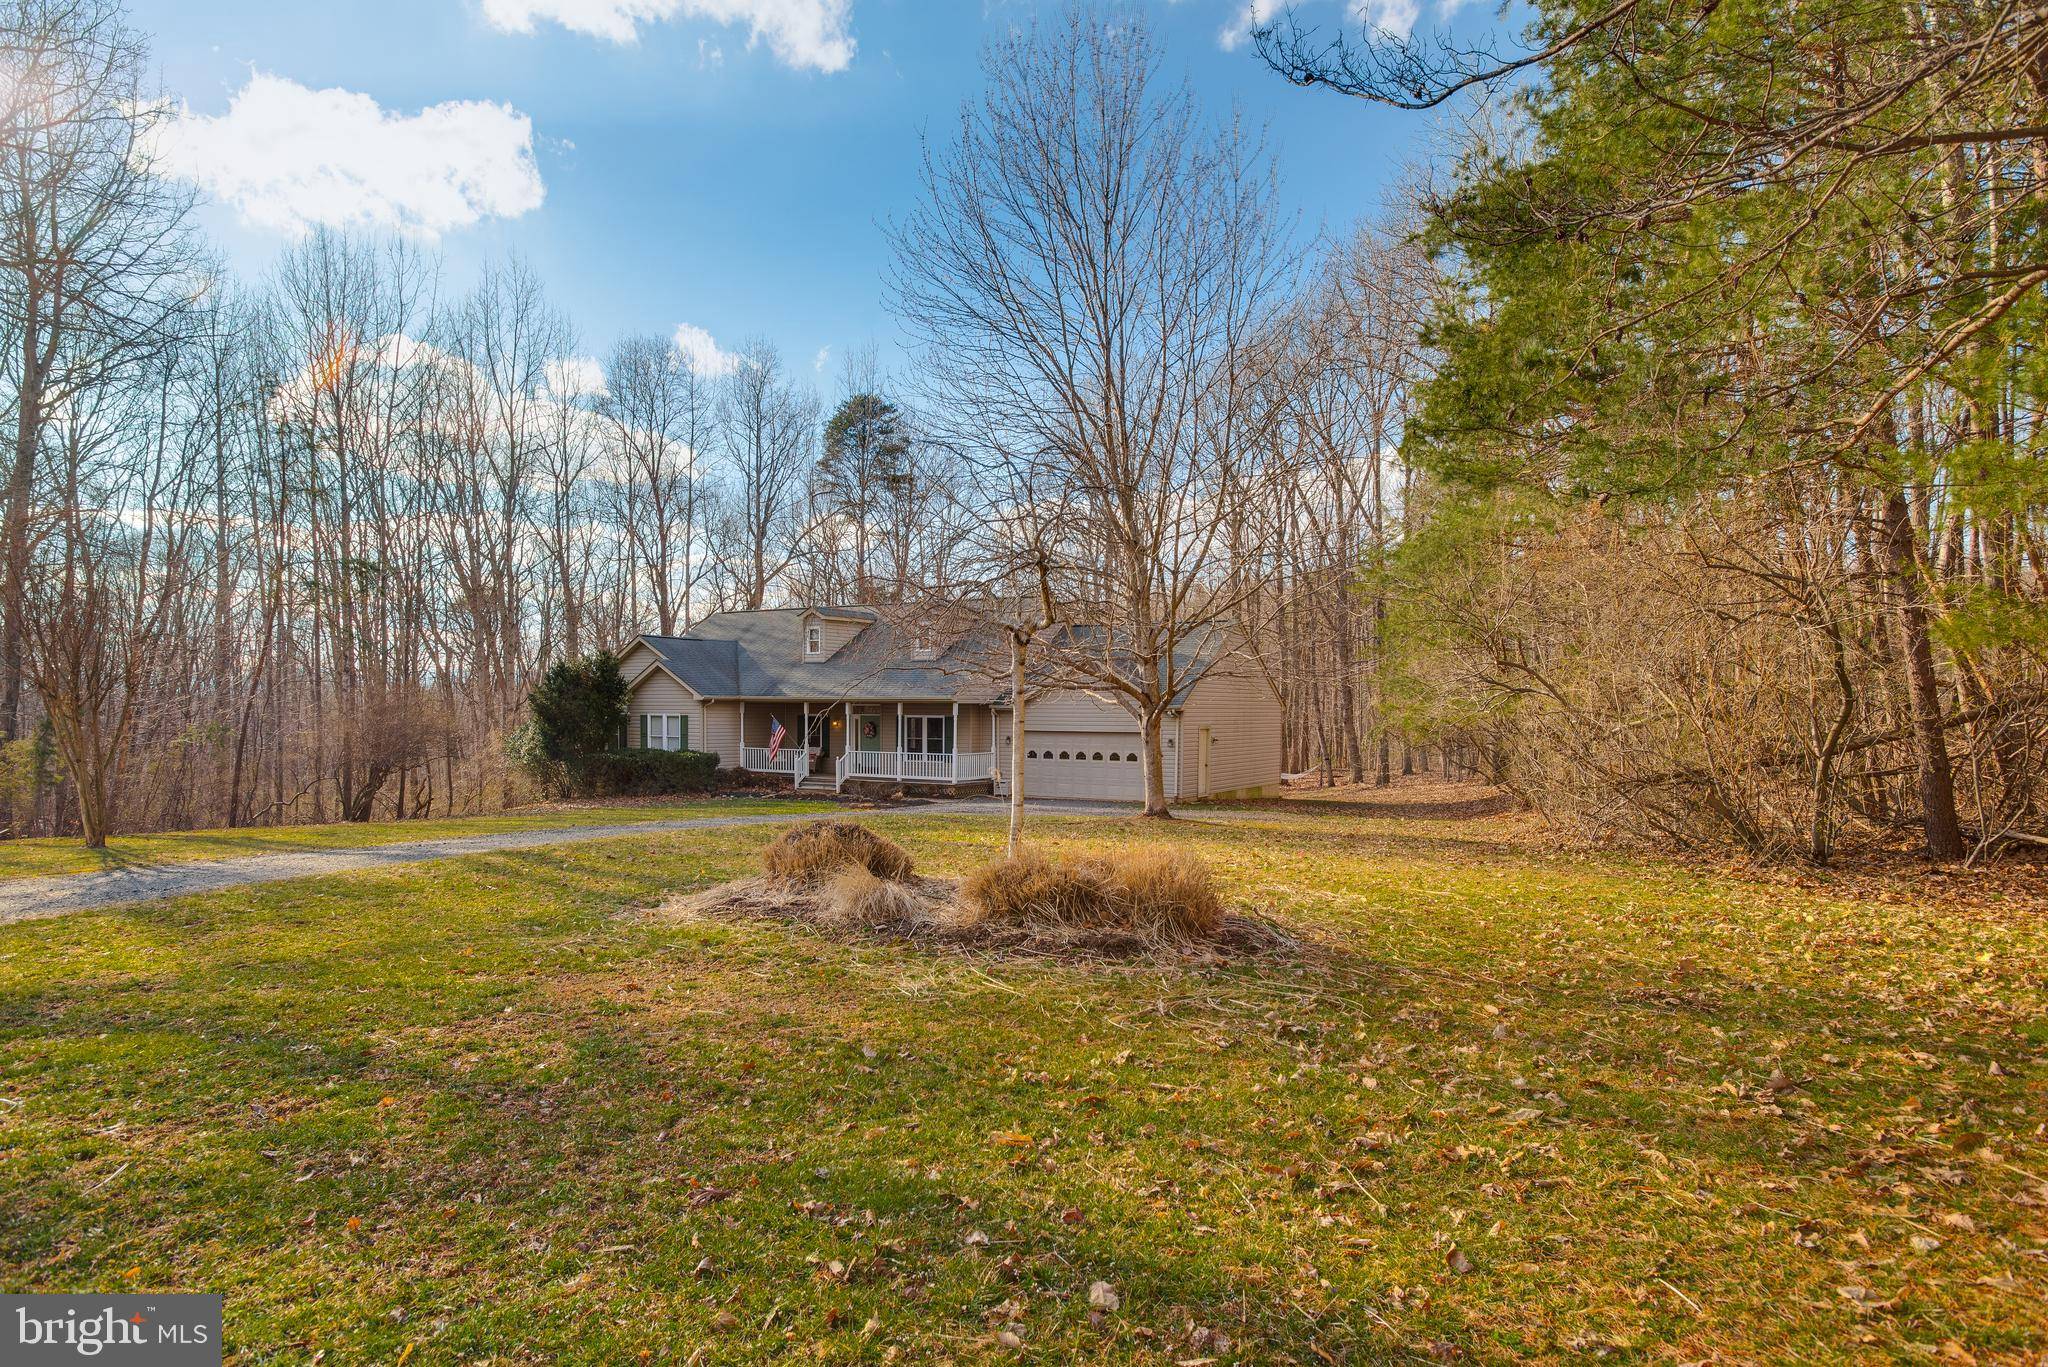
[739,700,997,792]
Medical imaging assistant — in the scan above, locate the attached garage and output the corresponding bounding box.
[994,690,1167,802]
[991,653,1280,804]
[1011,731,1148,801]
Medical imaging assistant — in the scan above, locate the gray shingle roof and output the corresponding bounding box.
[632,606,1238,708]
[636,607,1006,703]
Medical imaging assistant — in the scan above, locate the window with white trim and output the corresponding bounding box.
[903,714,954,755]
[805,625,823,656]
[645,714,688,752]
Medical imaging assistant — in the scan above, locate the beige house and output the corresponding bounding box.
[618,605,1281,802]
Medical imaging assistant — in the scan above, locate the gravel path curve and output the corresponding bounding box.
[0,799,1146,925]
[0,812,840,925]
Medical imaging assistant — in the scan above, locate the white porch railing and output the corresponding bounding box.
[743,746,798,775]
[839,750,996,785]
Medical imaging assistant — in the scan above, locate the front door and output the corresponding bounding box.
[854,710,881,754]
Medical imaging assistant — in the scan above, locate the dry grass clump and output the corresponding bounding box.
[760,820,914,884]
[657,826,1280,962]
[956,847,1224,944]
[816,864,943,928]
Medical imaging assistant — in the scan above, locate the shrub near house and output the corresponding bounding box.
[512,651,719,798]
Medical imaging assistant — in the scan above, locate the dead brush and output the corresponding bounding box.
[655,828,1279,961]
[760,820,914,884]
[816,865,946,928]
[956,846,1225,945]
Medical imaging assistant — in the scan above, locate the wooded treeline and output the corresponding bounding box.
[0,216,975,842]
[1260,0,2048,860]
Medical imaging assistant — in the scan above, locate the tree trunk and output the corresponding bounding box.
[1007,633,1027,857]
[1138,710,1171,819]
[1879,486,1966,859]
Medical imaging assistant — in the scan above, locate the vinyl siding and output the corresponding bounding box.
[626,668,708,754]
[959,704,991,753]
[800,613,865,661]
[1022,690,1138,732]
[620,641,662,685]
[1173,662,1282,799]
[702,700,743,768]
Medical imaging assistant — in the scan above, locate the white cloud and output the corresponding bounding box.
[813,345,830,373]
[546,355,609,397]
[1219,0,1418,50]
[481,0,856,72]
[673,322,740,377]
[1217,0,1281,51]
[1352,0,1420,38]
[150,73,544,238]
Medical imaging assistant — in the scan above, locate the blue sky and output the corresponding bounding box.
[131,0,1472,388]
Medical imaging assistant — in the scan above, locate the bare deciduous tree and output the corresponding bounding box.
[892,1,1294,817]
[0,0,195,749]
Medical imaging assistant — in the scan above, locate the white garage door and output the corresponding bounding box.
[1010,730,1146,801]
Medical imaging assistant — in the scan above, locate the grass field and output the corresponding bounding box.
[0,797,839,880]
[1,803,2043,1363]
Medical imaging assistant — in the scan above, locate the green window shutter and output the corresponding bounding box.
[639,714,648,749]
[679,715,689,752]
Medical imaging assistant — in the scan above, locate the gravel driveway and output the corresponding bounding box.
[0,812,837,926]
[0,799,1146,925]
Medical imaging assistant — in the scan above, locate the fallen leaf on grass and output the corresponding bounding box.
[1837,1284,1902,1312]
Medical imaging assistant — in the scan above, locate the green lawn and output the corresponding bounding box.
[0,798,839,880]
[1,807,2042,1363]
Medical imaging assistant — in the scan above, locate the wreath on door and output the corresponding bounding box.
[860,718,879,741]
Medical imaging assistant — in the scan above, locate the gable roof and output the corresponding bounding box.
[627,607,1248,708]
[629,635,740,697]
[1026,621,1239,707]
[801,606,877,625]
[633,606,1005,704]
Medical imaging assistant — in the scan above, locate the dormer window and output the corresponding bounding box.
[806,624,823,657]
[911,630,934,660]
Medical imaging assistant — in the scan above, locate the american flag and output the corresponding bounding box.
[766,716,788,762]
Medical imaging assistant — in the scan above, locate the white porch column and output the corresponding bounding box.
[801,701,809,780]
[951,700,960,783]
[896,701,904,777]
